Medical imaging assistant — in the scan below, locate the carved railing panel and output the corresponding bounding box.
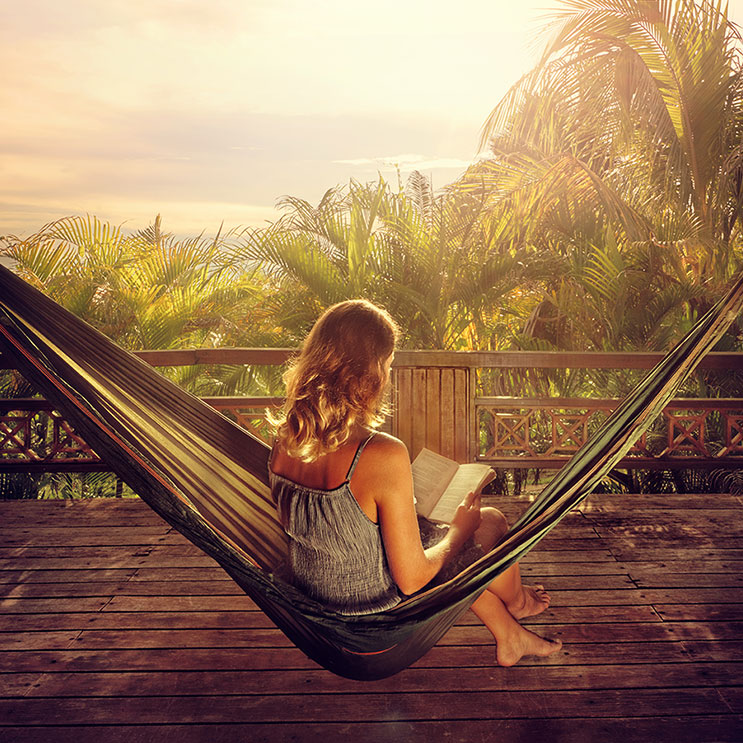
[0,401,103,471]
[1,411,38,460]
[477,398,743,468]
[0,397,283,473]
[2,348,742,473]
[722,415,743,456]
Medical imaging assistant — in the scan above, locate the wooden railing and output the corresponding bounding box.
[1,348,742,473]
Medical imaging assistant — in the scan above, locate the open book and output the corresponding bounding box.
[411,448,495,524]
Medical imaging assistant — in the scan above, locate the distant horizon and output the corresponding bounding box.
[3,0,742,239]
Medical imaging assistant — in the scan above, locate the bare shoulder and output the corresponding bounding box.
[364,431,408,462]
[352,431,411,488]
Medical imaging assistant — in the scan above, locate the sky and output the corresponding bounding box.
[2,0,742,238]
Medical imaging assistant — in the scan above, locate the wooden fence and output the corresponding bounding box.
[1,348,742,473]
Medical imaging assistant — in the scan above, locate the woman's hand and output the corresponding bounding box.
[449,490,482,541]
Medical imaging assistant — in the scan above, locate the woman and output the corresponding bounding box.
[269,299,562,666]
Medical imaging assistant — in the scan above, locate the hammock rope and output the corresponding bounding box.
[1,265,741,679]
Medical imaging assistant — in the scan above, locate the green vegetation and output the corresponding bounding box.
[1,0,742,496]
[5,1,742,358]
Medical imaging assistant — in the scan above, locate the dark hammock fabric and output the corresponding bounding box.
[1,264,742,680]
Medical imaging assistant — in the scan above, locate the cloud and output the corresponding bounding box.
[334,153,485,171]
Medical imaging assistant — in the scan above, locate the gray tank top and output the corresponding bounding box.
[269,433,401,615]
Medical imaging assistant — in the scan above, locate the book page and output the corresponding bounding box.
[428,463,494,523]
[411,448,459,519]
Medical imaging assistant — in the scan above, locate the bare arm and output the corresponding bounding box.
[358,435,481,595]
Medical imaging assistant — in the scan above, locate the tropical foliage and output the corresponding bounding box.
[1,0,742,497]
[471,0,743,355]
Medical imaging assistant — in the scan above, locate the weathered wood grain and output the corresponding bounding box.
[1,494,740,740]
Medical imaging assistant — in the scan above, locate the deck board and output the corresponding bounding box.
[1,494,741,742]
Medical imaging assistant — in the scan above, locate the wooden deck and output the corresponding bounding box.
[1,493,742,742]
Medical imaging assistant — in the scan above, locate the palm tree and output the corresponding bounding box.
[1,215,282,395]
[239,175,545,349]
[467,0,743,353]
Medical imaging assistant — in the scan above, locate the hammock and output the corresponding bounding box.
[1,264,741,680]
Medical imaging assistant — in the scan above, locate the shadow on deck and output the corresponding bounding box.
[1,492,742,742]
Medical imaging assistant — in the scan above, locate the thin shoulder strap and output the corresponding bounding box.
[344,432,377,481]
[267,440,277,471]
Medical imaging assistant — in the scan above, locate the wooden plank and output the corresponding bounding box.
[0,611,275,631]
[0,555,220,569]
[0,620,695,652]
[579,494,743,511]
[520,562,630,576]
[454,368,469,462]
[0,597,111,613]
[410,367,427,459]
[0,620,715,653]
[0,498,156,512]
[655,604,743,621]
[0,581,245,598]
[592,521,743,538]
[425,368,440,454]
[519,549,616,561]
[582,559,743,574]
[0,546,180,559]
[584,511,743,527]
[477,396,743,410]
[0,514,165,528]
[718,687,743,713]
[602,547,743,561]
[2,718,742,743]
[0,674,43,696]
[0,688,730,724]
[0,638,729,675]
[0,620,692,651]
[393,368,412,454]
[677,640,743,662]
[631,572,743,588]
[0,631,81,650]
[0,604,658,634]
[0,501,77,513]
[545,587,743,606]
[439,368,455,460]
[6,662,740,698]
[597,536,743,550]
[390,349,743,370]
[0,528,180,547]
[0,569,143,583]
[1,718,742,743]
[128,568,230,582]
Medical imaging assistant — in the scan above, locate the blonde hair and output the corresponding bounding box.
[271,299,399,462]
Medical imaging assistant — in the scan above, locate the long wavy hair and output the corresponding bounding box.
[271,299,399,462]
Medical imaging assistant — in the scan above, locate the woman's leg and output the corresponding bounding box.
[476,507,552,619]
[470,590,562,667]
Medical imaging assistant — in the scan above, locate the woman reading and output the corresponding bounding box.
[268,299,562,666]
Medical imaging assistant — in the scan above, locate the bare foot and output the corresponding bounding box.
[496,627,562,667]
[507,584,551,620]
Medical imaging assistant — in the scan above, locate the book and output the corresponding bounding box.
[411,448,495,524]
